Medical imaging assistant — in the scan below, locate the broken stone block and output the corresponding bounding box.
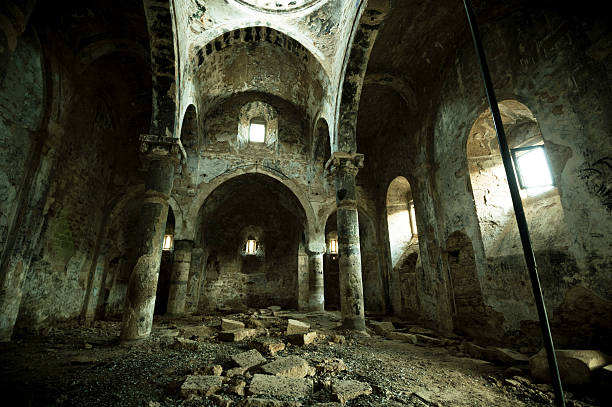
[385,331,417,344]
[268,306,282,312]
[222,318,245,331]
[493,348,529,365]
[331,379,372,403]
[247,316,266,329]
[408,326,438,336]
[331,335,345,344]
[171,337,200,351]
[181,375,224,398]
[198,365,223,376]
[248,374,313,398]
[209,394,233,407]
[218,329,258,342]
[228,379,247,396]
[232,349,267,369]
[288,331,317,346]
[252,338,286,355]
[530,349,610,385]
[261,355,313,378]
[236,398,301,407]
[369,321,394,336]
[414,334,443,346]
[286,319,310,335]
[225,367,249,378]
[316,358,346,375]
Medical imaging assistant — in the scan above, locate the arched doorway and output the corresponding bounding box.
[194,174,308,311]
[385,176,420,317]
[154,207,175,315]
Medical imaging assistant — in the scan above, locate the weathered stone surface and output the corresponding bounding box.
[331,335,346,344]
[530,349,610,385]
[218,329,258,342]
[369,321,395,336]
[408,327,437,336]
[232,349,267,369]
[247,316,266,329]
[316,358,346,374]
[172,337,200,351]
[268,306,282,312]
[261,356,313,378]
[248,374,313,398]
[222,318,245,331]
[179,325,215,341]
[414,334,443,346]
[225,367,249,378]
[288,331,317,346]
[181,375,224,397]
[252,338,286,355]
[228,379,247,396]
[209,394,234,407]
[237,398,301,407]
[286,319,310,335]
[331,379,372,403]
[386,331,417,344]
[493,348,529,365]
[198,365,223,376]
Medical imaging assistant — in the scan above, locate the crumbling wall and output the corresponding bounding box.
[432,9,612,347]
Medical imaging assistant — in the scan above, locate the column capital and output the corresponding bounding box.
[306,241,326,256]
[325,152,364,176]
[139,134,182,163]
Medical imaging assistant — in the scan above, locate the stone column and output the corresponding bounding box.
[166,239,193,316]
[120,135,180,342]
[307,240,326,312]
[327,152,366,330]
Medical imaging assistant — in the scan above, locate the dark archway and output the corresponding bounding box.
[154,207,175,315]
[195,174,307,311]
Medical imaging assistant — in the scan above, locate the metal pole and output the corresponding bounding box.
[461,1,565,406]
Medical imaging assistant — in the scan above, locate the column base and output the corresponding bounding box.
[341,316,366,331]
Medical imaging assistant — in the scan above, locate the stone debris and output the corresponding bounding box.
[252,338,286,355]
[236,398,301,407]
[286,319,310,335]
[209,394,234,407]
[493,348,530,365]
[331,379,372,403]
[288,331,317,346]
[232,349,267,369]
[385,331,417,344]
[228,378,247,396]
[179,325,215,341]
[529,349,610,385]
[181,375,224,398]
[248,374,313,398]
[222,318,246,331]
[316,358,346,375]
[413,334,444,346]
[408,326,438,336]
[261,355,314,378]
[369,321,395,336]
[197,364,223,376]
[171,337,200,351]
[247,316,266,329]
[331,335,345,344]
[225,367,249,378]
[218,328,259,342]
[267,306,282,312]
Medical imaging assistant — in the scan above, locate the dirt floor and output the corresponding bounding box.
[0,310,606,407]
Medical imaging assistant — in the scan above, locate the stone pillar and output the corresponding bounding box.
[327,152,366,330]
[120,135,180,342]
[166,239,193,316]
[307,240,326,312]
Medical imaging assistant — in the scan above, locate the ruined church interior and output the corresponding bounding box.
[1,0,611,406]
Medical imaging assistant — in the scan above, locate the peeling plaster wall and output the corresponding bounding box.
[432,9,612,348]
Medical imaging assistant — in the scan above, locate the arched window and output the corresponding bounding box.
[386,176,417,267]
[237,101,278,149]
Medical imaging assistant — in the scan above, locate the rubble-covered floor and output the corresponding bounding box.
[0,309,606,407]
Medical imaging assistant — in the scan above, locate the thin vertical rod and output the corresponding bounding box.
[462,1,565,406]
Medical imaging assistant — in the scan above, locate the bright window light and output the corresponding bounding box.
[249,122,266,143]
[329,239,338,255]
[162,234,173,251]
[409,202,418,237]
[245,239,257,255]
[511,146,554,190]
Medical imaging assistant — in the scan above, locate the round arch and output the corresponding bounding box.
[186,166,318,242]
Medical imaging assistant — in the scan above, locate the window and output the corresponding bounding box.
[162,234,173,251]
[329,239,338,255]
[409,202,418,237]
[245,239,257,255]
[249,120,266,143]
[511,145,554,194]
